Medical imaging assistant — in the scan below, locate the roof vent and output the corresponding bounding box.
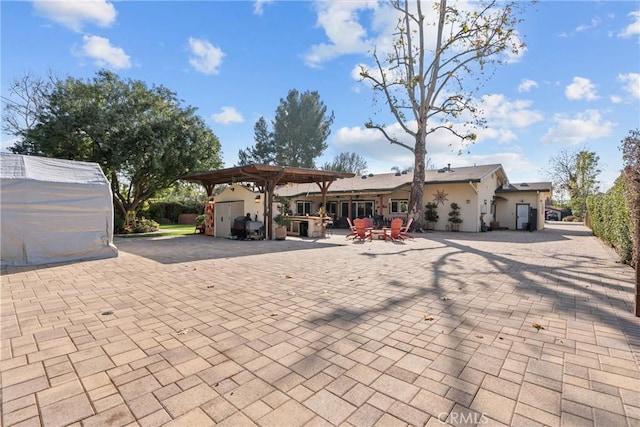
[361,175,367,179]
[394,172,402,176]
[368,173,374,177]
[401,170,407,174]
[521,183,529,187]
[437,168,446,173]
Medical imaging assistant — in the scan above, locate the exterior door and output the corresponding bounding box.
[215,201,244,237]
[516,203,529,230]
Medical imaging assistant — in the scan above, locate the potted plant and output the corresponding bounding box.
[448,202,462,231]
[424,202,439,230]
[273,197,291,240]
[195,214,205,233]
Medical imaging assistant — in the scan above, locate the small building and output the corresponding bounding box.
[1,153,118,266]
[274,163,552,232]
[209,184,265,238]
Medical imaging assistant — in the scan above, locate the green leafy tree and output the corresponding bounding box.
[16,70,222,218]
[620,128,640,316]
[359,0,527,229]
[237,116,276,165]
[272,89,334,167]
[570,151,600,218]
[321,152,368,175]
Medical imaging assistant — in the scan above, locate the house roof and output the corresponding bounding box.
[276,163,507,197]
[496,182,552,193]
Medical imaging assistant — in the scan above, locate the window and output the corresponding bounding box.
[339,201,374,219]
[352,201,374,218]
[390,199,408,214]
[326,202,338,218]
[296,201,311,215]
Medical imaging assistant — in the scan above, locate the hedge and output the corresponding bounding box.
[586,176,633,263]
[140,201,205,224]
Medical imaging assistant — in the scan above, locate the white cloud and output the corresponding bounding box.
[565,77,599,101]
[541,110,614,145]
[474,127,518,144]
[332,121,475,168]
[211,107,243,125]
[618,11,640,39]
[518,79,538,93]
[77,35,130,69]
[253,0,273,16]
[33,0,116,32]
[188,37,224,75]
[303,1,378,68]
[479,94,544,129]
[610,95,623,104]
[465,152,539,180]
[576,17,601,32]
[618,72,640,98]
[308,0,525,70]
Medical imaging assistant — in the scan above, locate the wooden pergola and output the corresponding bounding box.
[181,164,354,240]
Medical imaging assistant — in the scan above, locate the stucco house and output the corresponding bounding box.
[275,163,552,232]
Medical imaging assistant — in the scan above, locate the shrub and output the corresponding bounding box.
[127,217,159,234]
[141,201,205,223]
[448,202,462,224]
[425,202,439,222]
[586,176,633,263]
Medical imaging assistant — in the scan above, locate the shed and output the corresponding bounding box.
[1,153,118,267]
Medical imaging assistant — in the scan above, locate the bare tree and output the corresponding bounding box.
[544,147,601,217]
[1,71,58,151]
[544,148,577,202]
[359,0,526,228]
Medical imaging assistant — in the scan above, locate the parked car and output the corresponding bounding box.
[546,211,559,221]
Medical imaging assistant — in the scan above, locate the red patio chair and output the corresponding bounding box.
[363,217,373,229]
[383,218,404,241]
[345,217,357,239]
[353,218,372,242]
[400,217,414,239]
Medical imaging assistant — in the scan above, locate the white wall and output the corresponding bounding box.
[495,191,549,231]
[212,184,265,237]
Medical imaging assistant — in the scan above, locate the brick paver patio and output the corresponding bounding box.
[2,222,639,426]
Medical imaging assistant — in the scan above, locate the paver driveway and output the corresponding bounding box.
[2,222,639,426]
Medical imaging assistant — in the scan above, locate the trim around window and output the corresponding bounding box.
[390,199,408,214]
[296,201,312,215]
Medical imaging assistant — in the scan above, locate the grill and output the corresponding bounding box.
[231,216,263,240]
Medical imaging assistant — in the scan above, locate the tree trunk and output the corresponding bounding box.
[411,131,427,230]
[635,261,640,317]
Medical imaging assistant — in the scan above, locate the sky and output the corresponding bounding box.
[1,0,639,193]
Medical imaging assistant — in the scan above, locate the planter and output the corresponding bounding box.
[426,221,436,230]
[450,223,460,232]
[274,226,287,240]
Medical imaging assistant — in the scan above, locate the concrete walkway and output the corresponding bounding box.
[2,222,639,426]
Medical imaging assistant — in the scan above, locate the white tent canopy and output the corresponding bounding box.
[1,153,118,266]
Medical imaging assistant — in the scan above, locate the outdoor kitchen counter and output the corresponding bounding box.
[285,215,330,238]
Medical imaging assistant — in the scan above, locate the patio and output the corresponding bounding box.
[1,223,639,426]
